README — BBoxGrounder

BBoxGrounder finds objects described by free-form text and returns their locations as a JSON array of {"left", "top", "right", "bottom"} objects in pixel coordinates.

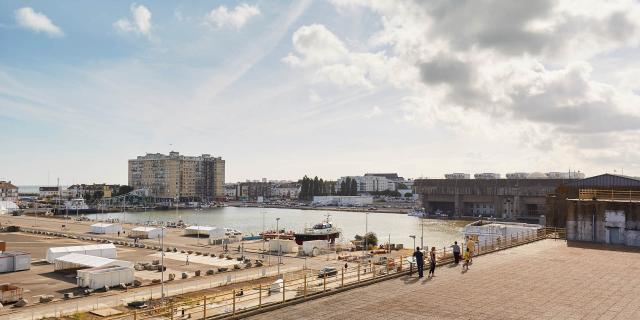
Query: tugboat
[{"left": 294, "top": 215, "right": 341, "bottom": 245}]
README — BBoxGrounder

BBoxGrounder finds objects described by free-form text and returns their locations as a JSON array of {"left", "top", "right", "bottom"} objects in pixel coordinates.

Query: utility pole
[
  {"left": 276, "top": 217, "right": 281, "bottom": 275},
  {"left": 161, "top": 227, "right": 165, "bottom": 302}
]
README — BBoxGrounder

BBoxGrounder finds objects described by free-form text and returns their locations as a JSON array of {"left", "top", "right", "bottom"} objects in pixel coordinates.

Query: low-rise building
[
  {"left": 67, "top": 184, "right": 120, "bottom": 199},
  {"left": 272, "top": 182, "right": 300, "bottom": 199},
  {"left": 0, "top": 181, "right": 18, "bottom": 202},
  {"left": 39, "top": 186, "right": 61, "bottom": 199},
  {"left": 312, "top": 196, "right": 373, "bottom": 206}
]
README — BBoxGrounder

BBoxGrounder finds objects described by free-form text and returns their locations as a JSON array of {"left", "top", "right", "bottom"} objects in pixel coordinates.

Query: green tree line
[{"left": 298, "top": 176, "right": 336, "bottom": 200}]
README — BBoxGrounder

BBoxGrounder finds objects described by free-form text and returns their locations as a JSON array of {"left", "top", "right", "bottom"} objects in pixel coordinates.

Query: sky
[{"left": 2, "top": 0, "right": 640, "bottom": 186}]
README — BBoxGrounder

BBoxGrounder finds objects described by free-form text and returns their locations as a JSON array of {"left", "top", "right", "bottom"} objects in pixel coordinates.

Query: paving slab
[{"left": 247, "top": 240, "right": 640, "bottom": 320}]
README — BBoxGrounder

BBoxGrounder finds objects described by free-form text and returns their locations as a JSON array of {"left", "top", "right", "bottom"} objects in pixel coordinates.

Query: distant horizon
[
  {"left": 10, "top": 170, "right": 640, "bottom": 188},
  {"left": 2, "top": 1, "right": 639, "bottom": 186}
]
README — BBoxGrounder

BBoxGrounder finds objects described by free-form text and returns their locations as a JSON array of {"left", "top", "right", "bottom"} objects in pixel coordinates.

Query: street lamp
[
  {"left": 420, "top": 213, "right": 424, "bottom": 250},
  {"left": 276, "top": 217, "right": 281, "bottom": 275},
  {"left": 363, "top": 212, "right": 369, "bottom": 256},
  {"left": 160, "top": 226, "right": 165, "bottom": 301},
  {"left": 261, "top": 211, "right": 266, "bottom": 257}
]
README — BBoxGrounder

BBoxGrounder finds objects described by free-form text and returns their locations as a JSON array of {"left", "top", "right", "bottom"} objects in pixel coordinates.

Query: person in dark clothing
[
  {"left": 413, "top": 247, "right": 424, "bottom": 278},
  {"left": 452, "top": 241, "right": 461, "bottom": 264},
  {"left": 428, "top": 247, "right": 436, "bottom": 277}
]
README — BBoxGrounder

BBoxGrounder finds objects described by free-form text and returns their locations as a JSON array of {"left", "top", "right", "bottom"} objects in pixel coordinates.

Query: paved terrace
[{"left": 248, "top": 240, "right": 640, "bottom": 320}]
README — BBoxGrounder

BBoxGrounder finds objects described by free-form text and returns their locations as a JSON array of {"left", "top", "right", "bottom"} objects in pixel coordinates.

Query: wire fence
[{"left": 92, "top": 227, "right": 564, "bottom": 320}]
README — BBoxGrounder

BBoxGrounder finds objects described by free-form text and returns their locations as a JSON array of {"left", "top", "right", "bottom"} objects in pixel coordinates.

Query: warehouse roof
[{"left": 568, "top": 174, "right": 640, "bottom": 188}]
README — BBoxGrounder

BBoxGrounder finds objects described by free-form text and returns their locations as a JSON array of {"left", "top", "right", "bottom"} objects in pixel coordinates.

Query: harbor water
[{"left": 85, "top": 206, "right": 467, "bottom": 248}]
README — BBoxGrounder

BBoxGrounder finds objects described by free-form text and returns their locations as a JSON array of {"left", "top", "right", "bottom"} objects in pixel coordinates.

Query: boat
[
  {"left": 463, "top": 220, "right": 543, "bottom": 244},
  {"left": 64, "top": 198, "right": 90, "bottom": 211},
  {"left": 407, "top": 208, "right": 427, "bottom": 218},
  {"left": 260, "top": 230, "right": 295, "bottom": 240},
  {"left": 294, "top": 215, "right": 341, "bottom": 245}
]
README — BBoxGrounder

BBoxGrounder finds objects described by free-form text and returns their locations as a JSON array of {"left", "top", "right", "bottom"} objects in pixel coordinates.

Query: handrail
[
  {"left": 578, "top": 189, "right": 640, "bottom": 201},
  {"left": 66, "top": 228, "right": 565, "bottom": 320}
]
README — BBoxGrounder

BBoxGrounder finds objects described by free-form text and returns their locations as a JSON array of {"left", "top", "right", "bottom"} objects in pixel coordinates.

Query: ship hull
[{"left": 294, "top": 232, "right": 340, "bottom": 245}]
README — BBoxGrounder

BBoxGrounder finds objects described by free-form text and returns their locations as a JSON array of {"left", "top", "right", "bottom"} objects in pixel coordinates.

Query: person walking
[
  {"left": 462, "top": 247, "right": 471, "bottom": 271},
  {"left": 466, "top": 237, "right": 475, "bottom": 263},
  {"left": 186, "top": 254, "right": 190, "bottom": 266},
  {"left": 451, "top": 241, "right": 461, "bottom": 264},
  {"left": 428, "top": 247, "right": 436, "bottom": 278},
  {"left": 413, "top": 247, "right": 424, "bottom": 278}
]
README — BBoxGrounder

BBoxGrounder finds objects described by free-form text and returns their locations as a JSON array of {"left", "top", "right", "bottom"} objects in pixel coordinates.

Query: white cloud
[
  {"left": 14, "top": 7, "right": 63, "bottom": 37},
  {"left": 283, "top": 24, "right": 349, "bottom": 66},
  {"left": 310, "top": 0, "right": 640, "bottom": 172},
  {"left": 364, "top": 105, "right": 382, "bottom": 118},
  {"left": 205, "top": 4, "right": 260, "bottom": 29},
  {"left": 114, "top": 4, "right": 152, "bottom": 36}
]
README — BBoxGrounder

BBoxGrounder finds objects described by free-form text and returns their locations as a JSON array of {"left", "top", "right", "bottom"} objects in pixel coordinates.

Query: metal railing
[
  {"left": 578, "top": 189, "right": 640, "bottom": 201},
  {"left": 93, "top": 228, "right": 564, "bottom": 320}
]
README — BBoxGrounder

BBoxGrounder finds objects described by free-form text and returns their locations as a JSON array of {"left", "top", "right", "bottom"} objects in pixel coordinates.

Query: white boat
[
  {"left": 407, "top": 208, "right": 428, "bottom": 218},
  {"left": 65, "top": 198, "right": 89, "bottom": 210},
  {"left": 463, "top": 220, "right": 543, "bottom": 244}
]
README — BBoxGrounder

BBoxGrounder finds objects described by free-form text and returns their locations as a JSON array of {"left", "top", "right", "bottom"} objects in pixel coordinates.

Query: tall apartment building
[{"left": 128, "top": 151, "right": 225, "bottom": 201}]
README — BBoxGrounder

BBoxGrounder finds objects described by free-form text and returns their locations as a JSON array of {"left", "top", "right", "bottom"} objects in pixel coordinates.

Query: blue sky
[{"left": 2, "top": 0, "right": 640, "bottom": 185}]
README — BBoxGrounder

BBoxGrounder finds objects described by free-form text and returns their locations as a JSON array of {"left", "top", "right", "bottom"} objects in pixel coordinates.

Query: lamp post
[
  {"left": 262, "top": 211, "right": 266, "bottom": 257},
  {"left": 420, "top": 214, "right": 424, "bottom": 250},
  {"left": 276, "top": 217, "right": 281, "bottom": 275},
  {"left": 160, "top": 226, "right": 165, "bottom": 301},
  {"left": 363, "top": 212, "right": 369, "bottom": 256}
]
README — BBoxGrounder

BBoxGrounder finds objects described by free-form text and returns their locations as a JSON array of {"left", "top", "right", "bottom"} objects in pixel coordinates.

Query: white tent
[
  {"left": 130, "top": 227, "right": 163, "bottom": 239},
  {"left": 184, "top": 226, "right": 214, "bottom": 236},
  {"left": 268, "top": 239, "right": 298, "bottom": 254},
  {"left": 208, "top": 227, "right": 226, "bottom": 245},
  {"left": 208, "top": 227, "right": 225, "bottom": 240},
  {"left": 0, "top": 201, "right": 18, "bottom": 213},
  {"left": 77, "top": 265, "right": 135, "bottom": 289},
  {"left": 53, "top": 253, "right": 132, "bottom": 271},
  {"left": 90, "top": 223, "right": 122, "bottom": 234},
  {"left": 46, "top": 244, "right": 117, "bottom": 263}
]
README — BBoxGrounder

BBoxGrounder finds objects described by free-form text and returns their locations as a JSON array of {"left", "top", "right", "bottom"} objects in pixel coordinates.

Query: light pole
[
  {"left": 363, "top": 212, "right": 369, "bottom": 256},
  {"left": 420, "top": 215, "right": 424, "bottom": 250},
  {"left": 160, "top": 226, "right": 165, "bottom": 302},
  {"left": 261, "top": 211, "right": 266, "bottom": 257},
  {"left": 276, "top": 217, "right": 281, "bottom": 275}
]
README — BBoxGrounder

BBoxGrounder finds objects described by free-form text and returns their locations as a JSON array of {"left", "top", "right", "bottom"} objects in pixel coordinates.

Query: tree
[
  {"left": 340, "top": 180, "right": 347, "bottom": 196},
  {"left": 364, "top": 232, "right": 378, "bottom": 247},
  {"left": 114, "top": 186, "right": 133, "bottom": 197},
  {"left": 313, "top": 176, "right": 320, "bottom": 196},
  {"left": 350, "top": 179, "right": 358, "bottom": 196}
]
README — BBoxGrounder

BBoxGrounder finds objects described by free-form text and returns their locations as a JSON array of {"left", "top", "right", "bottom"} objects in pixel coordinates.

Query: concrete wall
[
  {"left": 415, "top": 178, "right": 570, "bottom": 219},
  {"left": 566, "top": 200, "right": 640, "bottom": 247}
]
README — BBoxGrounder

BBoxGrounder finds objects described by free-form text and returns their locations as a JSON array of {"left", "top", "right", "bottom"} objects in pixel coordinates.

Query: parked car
[{"left": 317, "top": 267, "right": 338, "bottom": 278}]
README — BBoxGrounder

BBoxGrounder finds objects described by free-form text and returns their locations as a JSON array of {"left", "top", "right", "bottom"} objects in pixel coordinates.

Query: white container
[
  {"left": 90, "top": 223, "right": 123, "bottom": 234},
  {"left": 302, "top": 240, "right": 328, "bottom": 257},
  {"left": 130, "top": 227, "right": 163, "bottom": 239},
  {"left": 77, "top": 266, "right": 134, "bottom": 289},
  {"left": 0, "top": 252, "right": 31, "bottom": 273},
  {"left": 268, "top": 239, "right": 298, "bottom": 254},
  {"left": 12, "top": 252, "right": 31, "bottom": 271}
]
